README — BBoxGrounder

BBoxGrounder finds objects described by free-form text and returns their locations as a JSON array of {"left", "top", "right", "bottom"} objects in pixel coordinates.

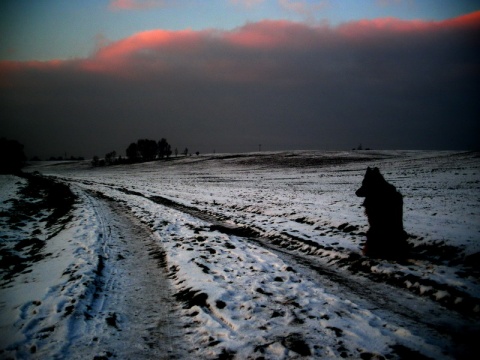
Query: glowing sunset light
[
  {"left": 96, "top": 29, "right": 204, "bottom": 60},
  {"left": 0, "top": 1, "right": 479, "bottom": 158},
  {"left": 439, "top": 10, "right": 480, "bottom": 29},
  {"left": 109, "top": 0, "right": 169, "bottom": 10},
  {"left": 225, "top": 20, "right": 312, "bottom": 49}
]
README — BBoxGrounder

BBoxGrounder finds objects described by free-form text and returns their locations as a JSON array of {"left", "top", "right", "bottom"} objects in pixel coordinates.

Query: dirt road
[
  {"left": 65, "top": 191, "right": 187, "bottom": 359},
  {"left": 74, "top": 187, "right": 478, "bottom": 359}
]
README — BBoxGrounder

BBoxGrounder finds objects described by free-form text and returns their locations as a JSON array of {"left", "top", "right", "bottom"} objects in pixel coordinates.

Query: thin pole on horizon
[{"left": 259, "top": 144, "right": 262, "bottom": 152}]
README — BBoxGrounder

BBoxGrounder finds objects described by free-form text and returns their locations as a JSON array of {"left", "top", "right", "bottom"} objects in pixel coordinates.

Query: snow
[
  {"left": 0, "top": 175, "right": 26, "bottom": 207},
  {"left": 1, "top": 150, "right": 479, "bottom": 359},
  {"left": 0, "top": 185, "right": 103, "bottom": 358}
]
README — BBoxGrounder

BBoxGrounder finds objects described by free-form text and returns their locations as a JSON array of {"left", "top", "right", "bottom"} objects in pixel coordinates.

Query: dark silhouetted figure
[{"left": 356, "top": 167, "right": 409, "bottom": 259}]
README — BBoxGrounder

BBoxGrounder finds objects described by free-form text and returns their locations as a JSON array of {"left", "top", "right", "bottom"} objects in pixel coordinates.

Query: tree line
[
  {"left": 0, "top": 138, "right": 26, "bottom": 174},
  {"left": 92, "top": 138, "right": 192, "bottom": 167}
]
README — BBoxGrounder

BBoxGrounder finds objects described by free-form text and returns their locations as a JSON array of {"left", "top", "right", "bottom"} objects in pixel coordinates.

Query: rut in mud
[{"left": 65, "top": 191, "right": 187, "bottom": 359}]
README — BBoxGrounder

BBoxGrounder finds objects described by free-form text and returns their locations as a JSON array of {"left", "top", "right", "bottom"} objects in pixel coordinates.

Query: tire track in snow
[{"left": 65, "top": 189, "right": 187, "bottom": 359}]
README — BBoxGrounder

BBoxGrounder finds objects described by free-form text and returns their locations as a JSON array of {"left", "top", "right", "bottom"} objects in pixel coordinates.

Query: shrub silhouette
[
  {"left": 126, "top": 142, "right": 139, "bottom": 162},
  {"left": 105, "top": 151, "right": 117, "bottom": 165},
  {"left": 137, "top": 139, "right": 158, "bottom": 161},
  {"left": 158, "top": 138, "right": 172, "bottom": 159},
  {"left": 0, "top": 138, "right": 26, "bottom": 174}
]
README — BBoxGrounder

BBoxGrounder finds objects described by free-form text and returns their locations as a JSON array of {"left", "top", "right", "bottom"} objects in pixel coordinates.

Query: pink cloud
[
  {"left": 78, "top": 29, "right": 208, "bottom": 76},
  {"left": 95, "top": 29, "right": 202, "bottom": 59},
  {"left": 440, "top": 10, "right": 480, "bottom": 30},
  {"left": 88, "top": 10, "right": 480, "bottom": 65},
  {"left": 338, "top": 17, "right": 431, "bottom": 38},
  {"left": 229, "top": 0, "right": 265, "bottom": 8},
  {"left": 223, "top": 20, "right": 315, "bottom": 49},
  {"left": 338, "top": 10, "right": 480, "bottom": 38},
  {"left": 376, "top": 0, "right": 404, "bottom": 7},
  {"left": 278, "top": 0, "right": 329, "bottom": 19},
  {"left": 0, "top": 59, "right": 66, "bottom": 87},
  {"left": 1, "top": 11, "right": 479, "bottom": 82},
  {"left": 109, "top": 0, "right": 169, "bottom": 10}
]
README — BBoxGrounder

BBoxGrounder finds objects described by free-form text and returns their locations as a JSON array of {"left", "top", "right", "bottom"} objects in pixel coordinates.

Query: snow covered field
[{"left": 1, "top": 150, "right": 479, "bottom": 359}]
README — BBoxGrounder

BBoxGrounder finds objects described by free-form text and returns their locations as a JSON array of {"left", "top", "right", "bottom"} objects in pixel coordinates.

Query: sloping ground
[
  {"left": 0, "top": 174, "right": 189, "bottom": 359},
  {"left": 0, "top": 174, "right": 101, "bottom": 358},
  {"left": 0, "top": 173, "right": 76, "bottom": 285},
  {"left": 34, "top": 151, "right": 480, "bottom": 314},
  {"left": 20, "top": 150, "right": 479, "bottom": 359},
  {"left": 65, "top": 177, "right": 478, "bottom": 358}
]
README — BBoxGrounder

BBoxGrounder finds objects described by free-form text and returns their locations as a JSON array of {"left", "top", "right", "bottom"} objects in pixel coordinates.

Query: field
[{"left": 1, "top": 150, "right": 479, "bottom": 359}]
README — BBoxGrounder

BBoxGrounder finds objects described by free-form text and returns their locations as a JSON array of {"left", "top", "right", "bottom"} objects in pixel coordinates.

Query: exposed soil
[{"left": 65, "top": 191, "right": 187, "bottom": 359}]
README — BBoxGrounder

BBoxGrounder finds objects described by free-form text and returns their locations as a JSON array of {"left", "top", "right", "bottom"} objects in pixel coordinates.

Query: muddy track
[
  {"left": 108, "top": 186, "right": 480, "bottom": 315},
  {"left": 64, "top": 189, "right": 187, "bottom": 359},
  {"left": 105, "top": 185, "right": 479, "bottom": 358}
]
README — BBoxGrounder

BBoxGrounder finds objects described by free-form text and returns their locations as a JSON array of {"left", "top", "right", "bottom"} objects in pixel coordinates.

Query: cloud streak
[
  {"left": 278, "top": 0, "right": 329, "bottom": 19},
  {"left": 1, "top": 12, "right": 479, "bottom": 157},
  {"left": 109, "top": 0, "right": 170, "bottom": 10},
  {"left": 230, "top": 0, "right": 265, "bottom": 8}
]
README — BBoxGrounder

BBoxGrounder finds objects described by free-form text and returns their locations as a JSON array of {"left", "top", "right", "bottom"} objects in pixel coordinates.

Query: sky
[{"left": 1, "top": 0, "right": 479, "bottom": 159}]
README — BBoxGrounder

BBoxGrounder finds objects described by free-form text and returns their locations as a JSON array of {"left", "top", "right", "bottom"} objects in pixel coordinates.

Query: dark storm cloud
[{"left": 1, "top": 12, "right": 479, "bottom": 158}]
